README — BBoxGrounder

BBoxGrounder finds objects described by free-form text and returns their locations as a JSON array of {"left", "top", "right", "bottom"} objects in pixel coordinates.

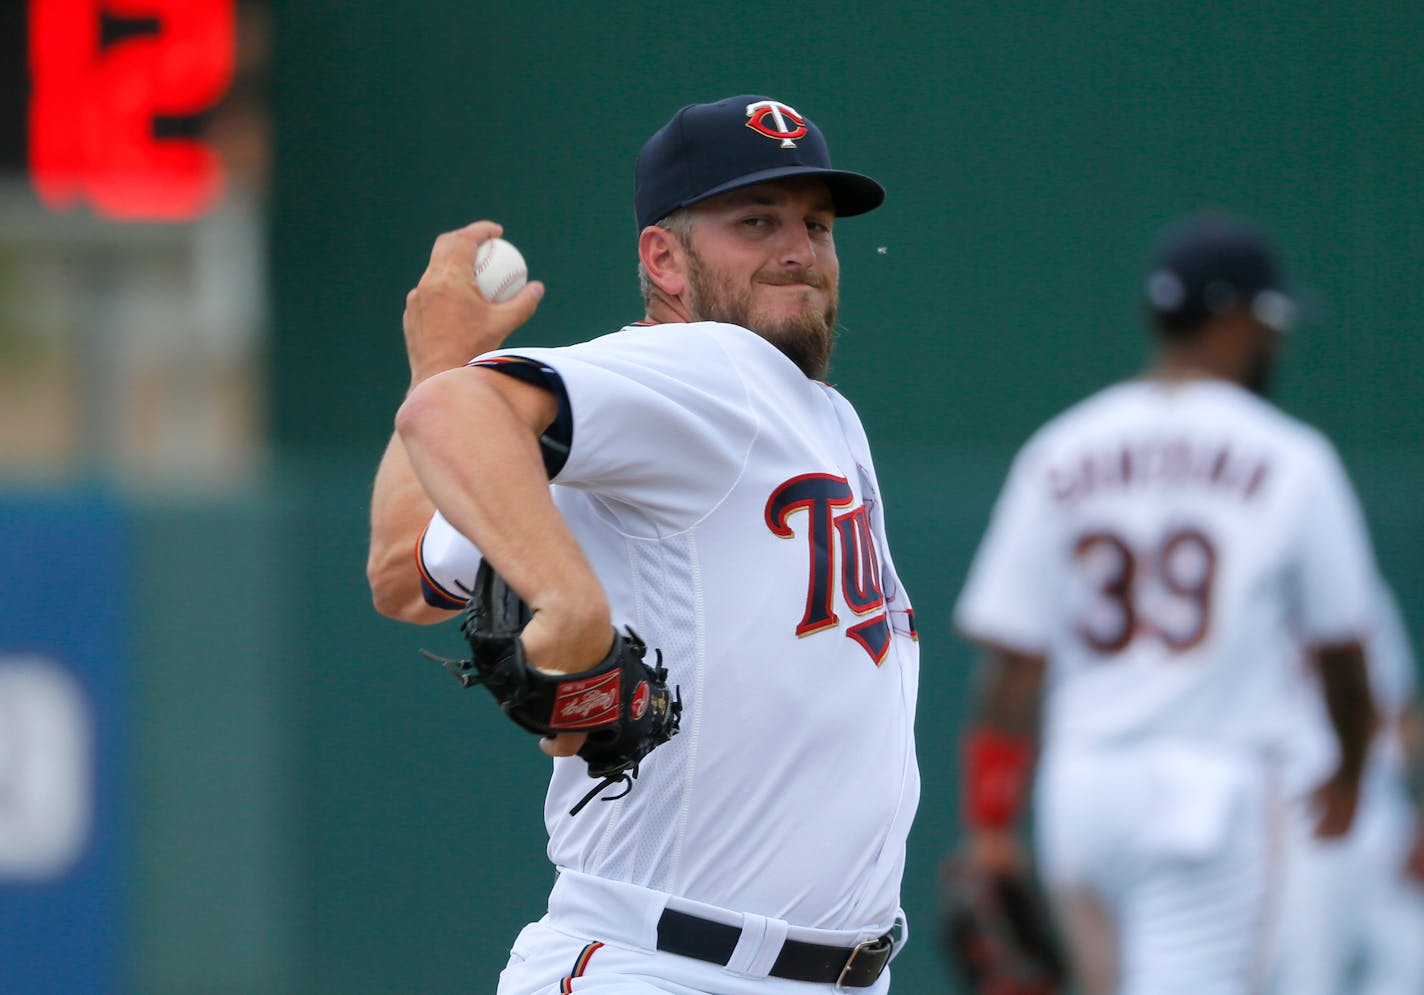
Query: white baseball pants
[
  {"left": 1033, "top": 740, "right": 1278, "bottom": 995},
  {"left": 496, "top": 869, "right": 898, "bottom": 995}
]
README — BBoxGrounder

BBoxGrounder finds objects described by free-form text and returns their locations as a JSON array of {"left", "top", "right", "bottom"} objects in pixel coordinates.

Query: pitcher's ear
[{"left": 639, "top": 225, "right": 688, "bottom": 298}]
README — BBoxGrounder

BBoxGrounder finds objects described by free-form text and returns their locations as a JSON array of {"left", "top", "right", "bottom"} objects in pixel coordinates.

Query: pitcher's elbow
[
  {"left": 368, "top": 566, "right": 404, "bottom": 620},
  {"left": 368, "top": 548, "right": 419, "bottom": 620},
  {"left": 369, "top": 563, "right": 454, "bottom": 625}
]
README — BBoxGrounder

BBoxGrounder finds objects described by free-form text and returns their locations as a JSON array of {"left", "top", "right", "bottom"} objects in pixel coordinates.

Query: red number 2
[
  {"left": 29, "top": 0, "right": 235, "bottom": 220},
  {"left": 1073, "top": 527, "right": 1216, "bottom": 655}
]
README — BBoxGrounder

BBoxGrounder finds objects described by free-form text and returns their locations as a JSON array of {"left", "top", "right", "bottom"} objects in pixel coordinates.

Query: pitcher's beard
[{"left": 684, "top": 251, "right": 838, "bottom": 380}]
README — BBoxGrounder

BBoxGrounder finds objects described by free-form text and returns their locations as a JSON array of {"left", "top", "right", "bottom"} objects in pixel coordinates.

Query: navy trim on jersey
[
  {"left": 420, "top": 574, "right": 465, "bottom": 610},
  {"left": 469, "top": 356, "right": 573, "bottom": 478}
]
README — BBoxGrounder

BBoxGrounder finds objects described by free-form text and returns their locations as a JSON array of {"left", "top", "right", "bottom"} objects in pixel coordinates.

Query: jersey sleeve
[
  {"left": 954, "top": 442, "right": 1058, "bottom": 655},
  {"left": 466, "top": 355, "right": 573, "bottom": 478},
  {"left": 416, "top": 510, "right": 482, "bottom": 610},
  {"left": 1291, "top": 440, "right": 1378, "bottom": 645},
  {"left": 478, "top": 326, "right": 759, "bottom": 534}
]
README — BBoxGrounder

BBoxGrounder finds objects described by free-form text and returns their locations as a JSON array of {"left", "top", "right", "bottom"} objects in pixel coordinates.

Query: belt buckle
[{"left": 834, "top": 936, "right": 888, "bottom": 991}]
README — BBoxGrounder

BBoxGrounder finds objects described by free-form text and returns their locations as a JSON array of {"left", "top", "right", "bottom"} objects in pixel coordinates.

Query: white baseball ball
[{"left": 473, "top": 237, "right": 529, "bottom": 303}]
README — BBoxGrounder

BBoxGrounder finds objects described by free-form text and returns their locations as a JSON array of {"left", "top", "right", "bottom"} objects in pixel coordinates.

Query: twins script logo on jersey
[
  {"left": 766, "top": 473, "right": 892, "bottom": 664},
  {"left": 745, "top": 100, "right": 807, "bottom": 148}
]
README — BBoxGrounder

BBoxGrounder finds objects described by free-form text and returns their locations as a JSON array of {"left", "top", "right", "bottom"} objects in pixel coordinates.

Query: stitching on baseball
[
  {"left": 476, "top": 245, "right": 525, "bottom": 301},
  {"left": 491, "top": 271, "right": 523, "bottom": 301}
]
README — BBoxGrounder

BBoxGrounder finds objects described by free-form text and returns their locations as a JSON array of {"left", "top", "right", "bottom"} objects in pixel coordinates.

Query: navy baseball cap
[
  {"left": 634, "top": 95, "right": 885, "bottom": 232},
  {"left": 1144, "top": 213, "right": 1298, "bottom": 333}
]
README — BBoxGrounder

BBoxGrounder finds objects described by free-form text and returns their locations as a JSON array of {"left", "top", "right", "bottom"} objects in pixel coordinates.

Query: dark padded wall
[{"left": 257, "top": 4, "right": 1424, "bottom": 992}]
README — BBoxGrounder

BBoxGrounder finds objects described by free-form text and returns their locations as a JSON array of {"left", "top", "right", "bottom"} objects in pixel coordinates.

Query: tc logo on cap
[{"left": 745, "top": 100, "right": 807, "bottom": 148}]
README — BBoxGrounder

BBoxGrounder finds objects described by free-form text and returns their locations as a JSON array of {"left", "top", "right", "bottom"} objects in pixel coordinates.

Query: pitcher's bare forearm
[
  {"left": 368, "top": 221, "right": 546, "bottom": 624},
  {"left": 368, "top": 432, "right": 454, "bottom": 623},
  {"left": 397, "top": 367, "right": 611, "bottom": 672}
]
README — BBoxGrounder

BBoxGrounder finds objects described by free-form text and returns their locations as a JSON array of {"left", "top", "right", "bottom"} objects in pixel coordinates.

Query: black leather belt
[{"left": 656, "top": 907, "right": 894, "bottom": 988}]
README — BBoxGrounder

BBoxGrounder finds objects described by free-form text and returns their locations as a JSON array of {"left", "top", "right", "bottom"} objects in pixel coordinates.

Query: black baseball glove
[
  {"left": 423, "top": 560, "right": 682, "bottom": 815},
  {"left": 940, "top": 856, "right": 1066, "bottom": 995}
]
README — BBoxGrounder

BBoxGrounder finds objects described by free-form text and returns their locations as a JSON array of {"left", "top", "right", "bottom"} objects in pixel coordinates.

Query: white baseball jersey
[
  {"left": 958, "top": 377, "right": 1381, "bottom": 995},
  {"left": 418, "top": 321, "right": 920, "bottom": 934},
  {"left": 956, "top": 378, "right": 1378, "bottom": 752}
]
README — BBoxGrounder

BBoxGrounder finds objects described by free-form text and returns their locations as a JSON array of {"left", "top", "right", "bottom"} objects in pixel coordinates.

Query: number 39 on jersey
[{"left": 1072, "top": 525, "right": 1218, "bottom": 656}]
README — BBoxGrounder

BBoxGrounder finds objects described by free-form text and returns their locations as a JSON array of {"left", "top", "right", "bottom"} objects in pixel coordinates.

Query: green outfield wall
[{"left": 130, "top": 3, "right": 1424, "bottom": 992}]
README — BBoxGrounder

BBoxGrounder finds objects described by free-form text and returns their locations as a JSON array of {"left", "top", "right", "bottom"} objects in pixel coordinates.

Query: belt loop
[
  {"left": 888, "top": 912, "right": 908, "bottom": 962},
  {"left": 723, "top": 913, "right": 768, "bottom": 975},
  {"left": 741, "top": 916, "right": 789, "bottom": 978},
  {"left": 641, "top": 894, "right": 672, "bottom": 952}
]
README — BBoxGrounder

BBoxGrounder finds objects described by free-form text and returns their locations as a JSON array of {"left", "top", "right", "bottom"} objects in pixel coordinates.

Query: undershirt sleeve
[{"left": 416, "top": 511, "right": 481, "bottom": 609}]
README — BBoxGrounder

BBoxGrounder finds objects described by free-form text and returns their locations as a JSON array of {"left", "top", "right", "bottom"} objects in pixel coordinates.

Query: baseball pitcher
[{"left": 368, "top": 96, "right": 919, "bottom": 993}]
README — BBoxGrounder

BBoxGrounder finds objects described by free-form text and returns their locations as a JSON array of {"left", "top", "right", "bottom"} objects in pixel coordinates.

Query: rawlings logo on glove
[
  {"left": 551, "top": 674, "right": 622, "bottom": 727},
  {"left": 422, "top": 560, "right": 682, "bottom": 816}
]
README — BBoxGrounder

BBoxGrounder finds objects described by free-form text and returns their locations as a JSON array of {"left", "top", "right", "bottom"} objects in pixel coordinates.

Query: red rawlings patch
[
  {"left": 550, "top": 671, "right": 622, "bottom": 730},
  {"left": 630, "top": 680, "right": 650, "bottom": 720}
]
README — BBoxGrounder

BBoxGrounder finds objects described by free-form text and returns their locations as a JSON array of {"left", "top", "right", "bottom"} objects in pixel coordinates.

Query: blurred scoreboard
[{"left": 3, "top": 0, "right": 237, "bottom": 221}]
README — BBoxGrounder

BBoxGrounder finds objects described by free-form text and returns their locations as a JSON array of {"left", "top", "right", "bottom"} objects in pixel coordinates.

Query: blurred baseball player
[
  {"left": 367, "top": 96, "right": 919, "bottom": 993},
  {"left": 1270, "top": 576, "right": 1424, "bottom": 995},
  {"left": 952, "top": 213, "right": 1380, "bottom": 995}
]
